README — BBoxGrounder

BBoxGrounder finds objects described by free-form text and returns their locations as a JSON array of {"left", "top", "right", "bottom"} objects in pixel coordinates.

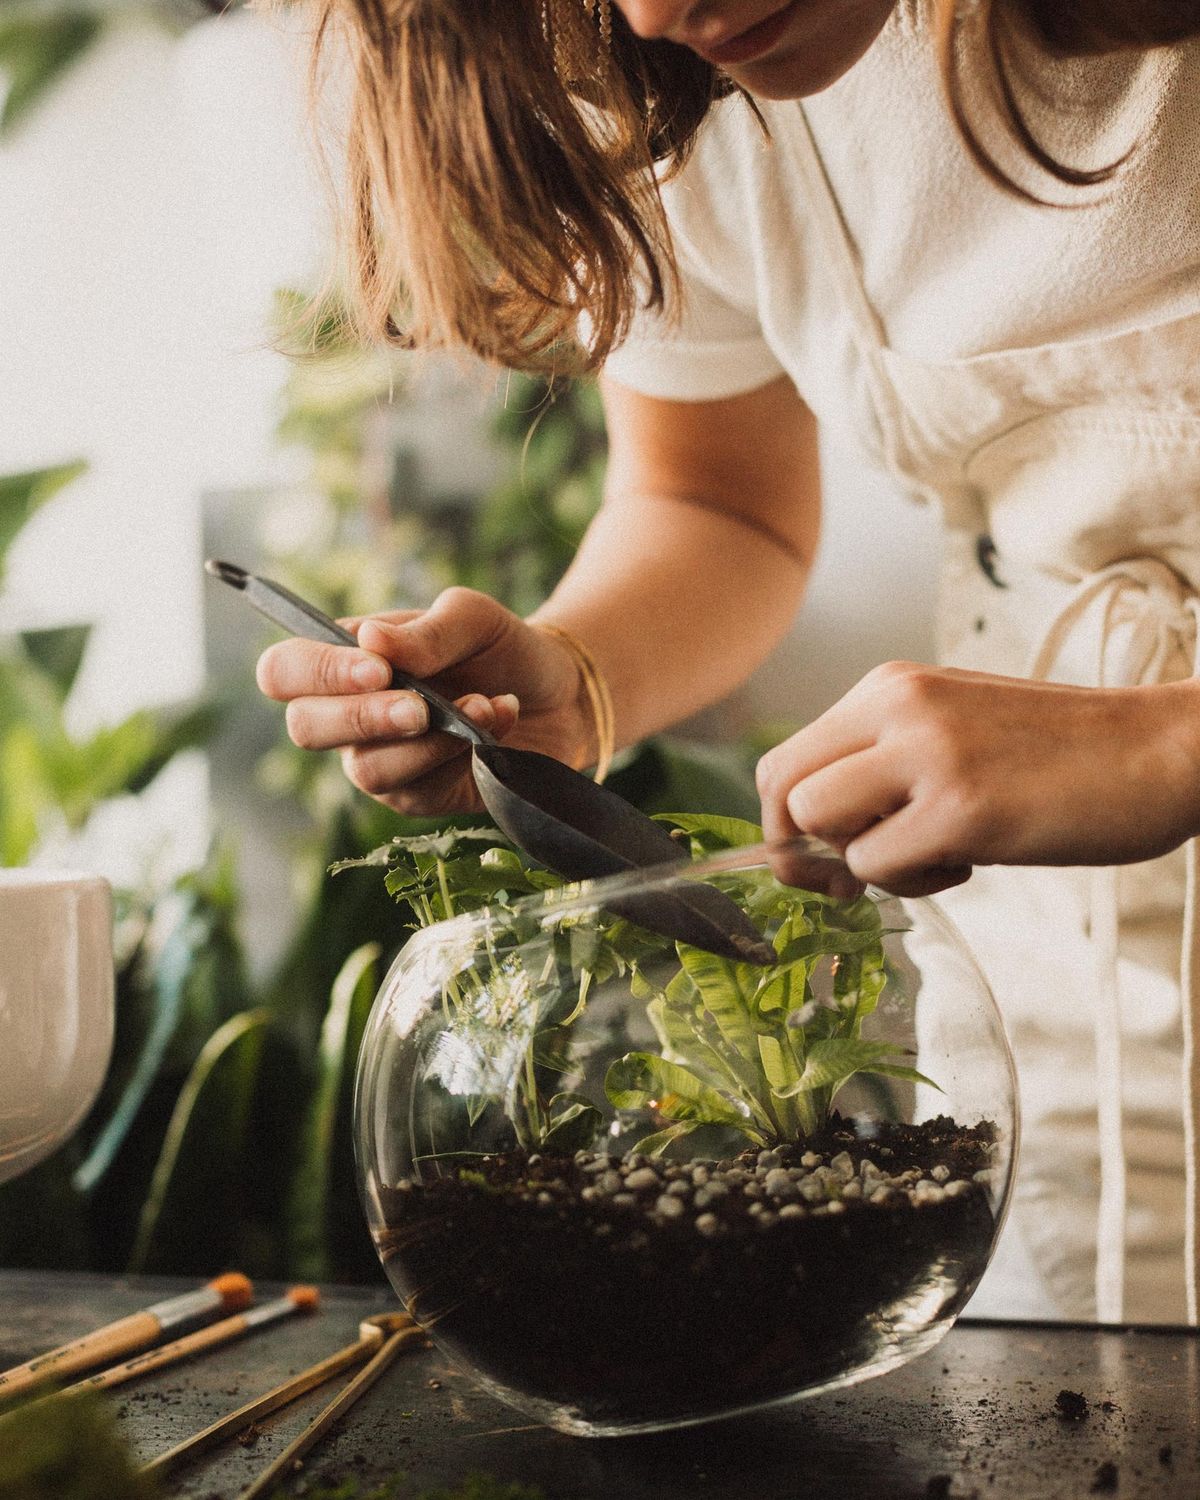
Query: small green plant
[{"left": 346, "top": 815, "right": 933, "bottom": 1157}]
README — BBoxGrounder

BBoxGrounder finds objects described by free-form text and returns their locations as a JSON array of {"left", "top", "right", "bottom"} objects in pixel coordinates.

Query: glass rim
[{"left": 395, "top": 831, "right": 918, "bottom": 955}]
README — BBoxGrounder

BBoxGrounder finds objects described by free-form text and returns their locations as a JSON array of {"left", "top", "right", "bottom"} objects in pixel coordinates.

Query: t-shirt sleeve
[{"left": 602, "top": 234, "right": 786, "bottom": 403}]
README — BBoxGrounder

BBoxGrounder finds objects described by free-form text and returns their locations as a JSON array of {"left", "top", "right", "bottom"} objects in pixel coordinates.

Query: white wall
[{"left": 0, "top": 9, "right": 325, "bottom": 883}]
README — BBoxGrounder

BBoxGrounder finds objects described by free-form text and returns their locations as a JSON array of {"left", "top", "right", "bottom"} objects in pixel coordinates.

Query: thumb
[{"left": 356, "top": 589, "right": 508, "bottom": 680}]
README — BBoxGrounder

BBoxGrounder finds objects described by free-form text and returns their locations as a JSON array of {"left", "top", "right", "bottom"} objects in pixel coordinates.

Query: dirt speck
[{"left": 1054, "top": 1389, "right": 1089, "bottom": 1421}]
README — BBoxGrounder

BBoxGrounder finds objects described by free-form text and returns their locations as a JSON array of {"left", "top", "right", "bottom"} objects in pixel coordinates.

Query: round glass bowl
[{"left": 354, "top": 833, "right": 1017, "bottom": 1436}]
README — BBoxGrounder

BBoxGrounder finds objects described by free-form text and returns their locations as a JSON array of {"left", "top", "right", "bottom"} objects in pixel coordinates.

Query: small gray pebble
[
  {"left": 931, "top": 1164, "right": 951, "bottom": 1183},
  {"left": 823, "top": 1200, "right": 847, "bottom": 1215},
  {"left": 655, "top": 1194, "right": 686, "bottom": 1219},
  {"left": 757, "top": 1149, "right": 783, "bottom": 1170},
  {"left": 829, "top": 1151, "right": 855, "bottom": 1181},
  {"left": 624, "top": 1167, "right": 661, "bottom": 1192},
  {"left": 599, "top": 1170, "right": 623, "bottom": 1194},
  {"left": 580, "top": 1186, "right": 599, "bottom": 1203},
  {"left": 798, "top": 1178, "right": 825, "bottom": 1203},
  {"left": 840, "top": 1180, "right": 863, "bottom": 1200},
  {"left": 666, "top": 1179, "right": 691, "bottom": 1199},
  {"left": 764, "top": 1168, "right": 793, "bottom": 1196},
  {"left": 691, "top": 1165, "right": 710, "bottom": 1186},
  {"left": 860, "top": 1159, "right": 883, "bottom": 1180},
  {"left": 536, "top": 1191, "right": 554, "bottom": 1207},
  {"left": 611, "top": 1192, "right": 637, "bottom": 1210},
  {"left": 913, "top": 1182, "right": 947, "bottom": 1205},
  {"left": 800, "top": 1152, "right": 823, "bottom": 1168},
  {"left": 944, "top": 1180, "right": 971, "bottom": 1198},
  {"left": 756, "top": 1210, "right": 779, "bottom": 1229},
  {"left": 869, "top": 1186, "right": 896, "bottom": 1205},
  {"left": 724, "top": 1167, "right": 749, "bottom": 1184},
  {"left": 779, "top": 1203, "right": 806, "bottom": 1220},
  {"left": 583, "top": 1157, "right": 613, "bottom": 1176},
  {"left": 693, "top": 1185, "right": 726, "bottom": 1210},
  {"left": 973, "top": 1168, "right": 995, "bottom": 1185},
  {"left": 625, "top": 1153, "right": 646, "bottom": 1169},
  {"left": 742, "top": 1181, "right": 763, "bottom": 1200},
  {"left": 747, "top": 1201, "right": 766, "bottom": 1216},
  {"left": 695, "top": 1213, "right": 720, "bottom": 1238}
]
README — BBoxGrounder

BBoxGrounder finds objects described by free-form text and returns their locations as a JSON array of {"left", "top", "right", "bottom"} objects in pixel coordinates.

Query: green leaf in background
[
  {"left": 0, "top": 1388, "right": 156, "bottom": 1500},
  {"left": 0, "top": 12, "right": 102, "bottom": 134},
  {"left": 18, "top": 623, "right": 90, "bottom": 701},
  {"left": 128, "top": 1008, "right": 274, "bottom": 1274},
  {"left": 0, "top": 460, "right": 86, "bottom": 584},
  {"left": 289, "top": 942, "right": 381, "bottom": 1281}
]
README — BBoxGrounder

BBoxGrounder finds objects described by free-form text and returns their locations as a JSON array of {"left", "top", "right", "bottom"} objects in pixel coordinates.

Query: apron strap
[
  {"left": 1032, "top": 564, "right": 1200, "bottom": 1324},
  {"left": 1182, "top": 603, "right": 1200, "bottom": 1323}
]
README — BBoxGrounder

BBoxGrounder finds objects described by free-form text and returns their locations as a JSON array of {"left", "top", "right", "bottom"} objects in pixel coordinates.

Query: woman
[{"left": 258, "top": 0, "right": 1200, "bottom": 1324}]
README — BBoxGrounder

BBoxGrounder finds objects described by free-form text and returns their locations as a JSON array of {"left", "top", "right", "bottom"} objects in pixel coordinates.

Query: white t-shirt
[{"left": 604, "top": 0, "right": 1200, "bottom": 458}]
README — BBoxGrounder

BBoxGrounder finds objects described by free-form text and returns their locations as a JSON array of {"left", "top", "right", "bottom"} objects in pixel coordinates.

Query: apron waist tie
[{"left": 1029, "top": 561, "right": 1200, "bottom": 1324}]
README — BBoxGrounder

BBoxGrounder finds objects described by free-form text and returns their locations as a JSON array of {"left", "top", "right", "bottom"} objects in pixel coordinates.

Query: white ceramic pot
[{"left": 0, "top": 870, "right": 114, "bottom": 1185}]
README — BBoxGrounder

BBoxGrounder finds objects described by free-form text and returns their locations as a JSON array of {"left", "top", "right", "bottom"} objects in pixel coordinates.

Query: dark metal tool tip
[{"left": 205, "top": 559, "right": 249, "bottom": 588}]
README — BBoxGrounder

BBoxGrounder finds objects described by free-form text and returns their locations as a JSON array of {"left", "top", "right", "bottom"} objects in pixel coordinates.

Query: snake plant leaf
[
  {"left": 289, "top": 943, "right": 380, "bottom": 1280},
  {"left": 128, "top": 1009, "right": 273, "bottom": 1275},
  {"left": 605, "top": 1051, "right": 748, "bottom": 1127}
]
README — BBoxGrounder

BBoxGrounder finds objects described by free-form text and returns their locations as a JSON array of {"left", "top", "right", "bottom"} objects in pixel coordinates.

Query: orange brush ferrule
[
  {"left": 75, "top": 1287, "right": 320, "bottom": 1396},
  {"left": 0, "top": 1273, "right": 255, "bottom": 1403}
]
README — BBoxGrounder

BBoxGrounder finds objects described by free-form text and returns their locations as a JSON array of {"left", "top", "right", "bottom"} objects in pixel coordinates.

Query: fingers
[
  {"left": 839, "top": 799, "right": 974, "bottom": 897},
  {"left": 286, "top": 689, "right": 431, "bottom": 751},
  {"left": 785, "top": 748, "right": 908, "bottom": 845},
  {"left": 338, "top": 694, "right": 519, "bottom": 809},
  {"left": 257, "top": 637, "right": 391, "bottom": 702}
]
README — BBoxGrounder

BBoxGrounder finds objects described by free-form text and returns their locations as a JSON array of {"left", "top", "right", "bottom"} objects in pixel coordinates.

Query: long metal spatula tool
[{"left": 206, "top": 560, "right": 774, "bottom": 964}]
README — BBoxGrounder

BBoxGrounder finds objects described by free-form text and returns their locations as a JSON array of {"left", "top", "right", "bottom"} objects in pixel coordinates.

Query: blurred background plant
[
  {"left": 0, "top": 0, "right": 238, "bottom": 136},
  {"left": 0, "top": 283, "right": 761, "bottom": 1286}
]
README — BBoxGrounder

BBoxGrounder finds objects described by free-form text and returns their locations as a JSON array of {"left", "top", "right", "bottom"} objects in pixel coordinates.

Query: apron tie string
[{"left": 1029, "top": 560, "right": 1200, "bottom": 1324}]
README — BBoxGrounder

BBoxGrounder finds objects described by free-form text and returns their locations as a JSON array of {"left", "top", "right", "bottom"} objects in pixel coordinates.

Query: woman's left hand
[{"left": 756, "top": 660, "right": 1200, "bottom": 897}]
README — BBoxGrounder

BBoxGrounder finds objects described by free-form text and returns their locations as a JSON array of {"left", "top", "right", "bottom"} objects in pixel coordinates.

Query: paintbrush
[
  {"left": 0, "top": 1272, "right": 253, "bottom": 1403},
  {"left": 68, "top": 1286, "right": 319, "bottom": 1397}
]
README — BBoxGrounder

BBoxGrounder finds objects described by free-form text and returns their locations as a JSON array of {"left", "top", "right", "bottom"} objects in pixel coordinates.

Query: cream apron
[{"left": 794, "top": 111, "right": 1200, "bottom": 1324}]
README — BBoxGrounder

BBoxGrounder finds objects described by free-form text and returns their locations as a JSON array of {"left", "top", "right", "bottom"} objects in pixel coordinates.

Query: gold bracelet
[{"left": 532, "top": 622, "right": 615, "bottom": 784}]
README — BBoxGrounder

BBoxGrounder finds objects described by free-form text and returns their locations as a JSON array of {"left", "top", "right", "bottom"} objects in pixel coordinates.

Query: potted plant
[{"left": 349, "top": 816, "right": 1016, "bottom": 1435}]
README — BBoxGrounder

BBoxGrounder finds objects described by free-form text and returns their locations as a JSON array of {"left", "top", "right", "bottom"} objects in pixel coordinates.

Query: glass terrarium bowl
[{"left": 354, "top": 830, "right": 1017, "bottom": 1437}]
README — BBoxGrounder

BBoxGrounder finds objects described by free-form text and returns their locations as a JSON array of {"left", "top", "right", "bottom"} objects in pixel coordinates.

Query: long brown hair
[{"left": 307, "top": 0, "right": 1200, "bottom": 373}]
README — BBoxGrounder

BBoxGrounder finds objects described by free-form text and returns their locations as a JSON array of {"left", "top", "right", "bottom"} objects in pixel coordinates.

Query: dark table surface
[{"left": 1, "top": 1269, "right": 1197, "bottom": 1500}]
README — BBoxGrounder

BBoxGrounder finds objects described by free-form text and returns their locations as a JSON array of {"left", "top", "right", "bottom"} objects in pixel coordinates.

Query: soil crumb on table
[{"left": 1054, "top": 1389, "right": 1090, "bottom": 1421}]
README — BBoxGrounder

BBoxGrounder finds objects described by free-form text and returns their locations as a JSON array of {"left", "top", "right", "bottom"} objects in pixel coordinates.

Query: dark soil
[{"left": 373, "top": 1116, "right": 997, "bottom": 1431}]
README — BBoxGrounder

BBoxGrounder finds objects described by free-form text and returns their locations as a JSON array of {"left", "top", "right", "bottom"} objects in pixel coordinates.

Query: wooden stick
[
  {"left": 0, "top": 1273, "right": 253, "bottom": 1404},
  {"left": 237, "top": 1319, "right": 429, "bottom": 1500},
  {"left": 73, "top": 1287, "right": 318, "bottom": 1396},
  {"left": 140, "top": 1312, "right": 410, "bottom": 1482}
]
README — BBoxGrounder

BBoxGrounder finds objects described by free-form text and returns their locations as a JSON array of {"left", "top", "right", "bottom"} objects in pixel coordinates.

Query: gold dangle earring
[{"left": 584, "top": 0, "right": 613, "bottom": 50}]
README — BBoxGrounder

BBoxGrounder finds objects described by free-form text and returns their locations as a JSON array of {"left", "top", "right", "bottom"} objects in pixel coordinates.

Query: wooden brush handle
[
  {"left": 80, "top": 1313, "right": 251, "bottom": 1393},
  {"left": 0, "top": 1310, "right": 162, "bottom": 1401}
]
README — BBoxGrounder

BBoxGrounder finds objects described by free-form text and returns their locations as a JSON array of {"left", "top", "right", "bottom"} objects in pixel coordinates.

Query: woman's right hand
[{"left": 255, "top": 586, "right": 592, "bottom": 817}]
